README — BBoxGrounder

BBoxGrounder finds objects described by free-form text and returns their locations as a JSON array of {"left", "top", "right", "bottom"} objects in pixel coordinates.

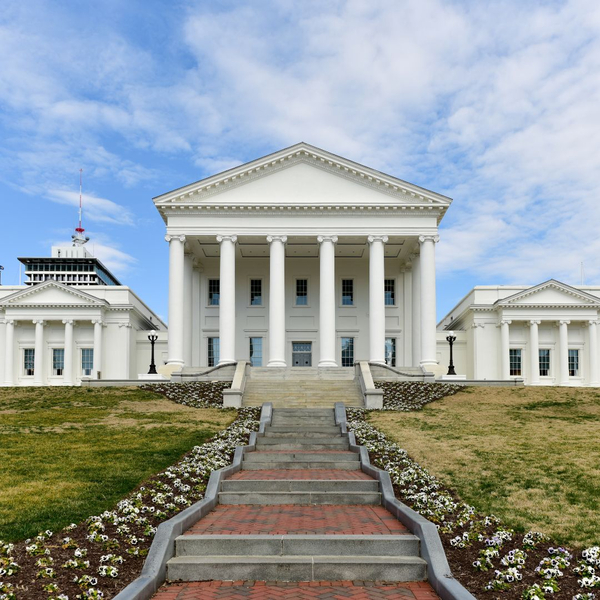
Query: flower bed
[
  {"left": 374, "top": 381, "right": 463, "bottom": 411},
  {"left": 140, "top": 381, "right": 231, "bottom": 408},
  {"left": 347, "top": 408, "right": 599, "bottom": 600},
  {"left": 0, "top": 386, "right": 259, "bottom": 600}
]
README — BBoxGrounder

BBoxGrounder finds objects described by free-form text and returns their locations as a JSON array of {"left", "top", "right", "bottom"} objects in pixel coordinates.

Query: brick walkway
[
  {"left": 153, "top": 581, "right": 438, "bottom": 599},
  {"left": 229, "top": 470, "right": 373, "bottom": 480},
  {"left": 184, "top": 505, "right": 409, "bottom": 535}
]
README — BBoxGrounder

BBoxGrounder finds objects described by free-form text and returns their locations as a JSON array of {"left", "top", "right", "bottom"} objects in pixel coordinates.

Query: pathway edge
[
  {"left": 112, "top": 403, "right": 273, "bottom": 600},
  {"left": 335, "top": 402, "right": 476, "bottom": 600}
]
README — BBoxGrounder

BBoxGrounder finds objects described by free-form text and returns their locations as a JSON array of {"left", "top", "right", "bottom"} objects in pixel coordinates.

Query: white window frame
[
  {"left": 509, "top": 347, "right": 523, "bottom": 377},
  {"left": 538, "top": 348, "right": 551, "bottom": 378},
  {"left": 52, "top": 347, "right": 65, "bottom": 377},
  {"left": 248, "top": 277, "right": 264, "bottom": 308},
  {"left": 340, "top": 278, "right": 355, "bottom": 307},
  {"left": 81, "top": 347, "right": 94, "bottom": 377},
  {"left": 23, "top": 348, "right": 35, "bottom": 377},
  {"left": 384, "top": 278, "right": 397, "bottom": 307},
  {"left": 207, "top": 278, "right": 220, "bottom": 307},
  {"left": 294, "top": 277, "right": 310, "bottom": 307}
]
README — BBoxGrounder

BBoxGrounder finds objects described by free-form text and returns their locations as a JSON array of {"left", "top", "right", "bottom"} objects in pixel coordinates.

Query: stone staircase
[
  {"left": 243, "top": 368, "right": 364, "bottom": 407},
  {"left": 166, "top": 408, "right": 427, "bottom": 582}
]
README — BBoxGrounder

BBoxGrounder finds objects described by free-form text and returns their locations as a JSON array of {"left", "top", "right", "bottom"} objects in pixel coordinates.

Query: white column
[
  {"left": 267, "top": 235, "right": 287, "bottom": 367},
  {"left": 402, "top": 265, "right": 412, "bottom": 367},
  {"left": 217, "top": 235, "right": 237, "bottom": 364},
  {"left": 411, "top": 253, "right": 421, "bottom": 367},
  {"left": 33, "top": 319, "right": 45, "bottom": 385},
  {"left": 500, "top": 320, "right": 511, "bottom": 379},
  {"left": 368, "top": 235, "right": 388, "bottom": 364},
  {"left": 93, "top": 320, "right": 103, "bottom": 379},
  {"left": 119, "top": 323, "right": 132, "bottom": 378},
  {"left": 183, "top": 251, "right": 194, "bottom": 366},
  {"left": 588, "top": 321, "right": 599, "bottom": 385},
  {"left": 317, "top": 235, "right": 338, "bottom": 367},
  {"left": 166, "top": 235, "right": 186, "bottom": 367},
  {"left": 191, "top": 265, "right": 202, "bottom": 366},
  {"left": 63, "top": 319, "right": 74, "bottom": 385},
  {"left": 559, "top": 320, "right": 570, "bottom": 385},
  {"left": 472, "top": 323, "right": 484, "bottom": 379},
  {"left": 419, "top": 235, "right": 439, "bottom": 368},
  {"left": 4, "top": 320, "right": 14, "bottom": 386},
  {"left": 529, "top": 320, "right": 541, "bottom": 385}
]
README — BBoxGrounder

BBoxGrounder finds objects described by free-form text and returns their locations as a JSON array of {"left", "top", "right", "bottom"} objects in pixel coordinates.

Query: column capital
[
  {"left": 267, "top": 235, "right": 288, "bottom": 244},
  {"left": 5, "top": 319, "right": 14, "bottom": 326},
  {"left": 62, "top": 319, "right": 74, "bottom": 325},
  {"left": 216, "top": 235, "right": 237, "bottom": 244},
  {"left": 588, "top": 320, "right": 599, "bottom": 327},
  {"left": 118, "top": 323, "right": 133, "bottom": 329},
  {"left": 32, "top": 319, "right": 45, "bottom": 326},
  {"left": 471, "top": 322, "right": 485, "bottom": 329},
  {"left": 558, "top": 320, "right": 571, "bottom": 326},
  {"left": 528, "top": 320, "right": 541, "bottom": 326},
  {"left": 165, "top": 234, "right": 186, "bottom": 243},
  {"left": 498, "top": 319, "right": 512, "bottom": 327},
  {"left": 367, "top": 235, "right": 388, "bottom": 244},
  {"left": 317, "top": 235, "right": 338, "bottom": 244},
  {"left": 418, "top": 234, "right": 440, "bottom": 244},
  {"left": 91, "top": 319, "right": 104, "bottom": 326}
]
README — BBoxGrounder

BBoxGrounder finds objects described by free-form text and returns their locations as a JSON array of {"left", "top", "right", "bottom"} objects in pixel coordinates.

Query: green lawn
[
  {"left": 370, "top": 386, "right": 600, "bottom": 548},
  {"left": 0, "top": 386, "right": 234, "bottom": 542}
]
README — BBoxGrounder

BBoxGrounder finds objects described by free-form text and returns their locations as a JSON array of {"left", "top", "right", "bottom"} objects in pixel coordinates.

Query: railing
[{"left": 354, "top": 361, "right": 383, "bottom": 409}]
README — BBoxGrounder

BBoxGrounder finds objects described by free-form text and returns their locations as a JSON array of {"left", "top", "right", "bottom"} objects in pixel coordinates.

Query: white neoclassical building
[
  {"left": 437, "top": 280, "right": 600, "bottom": 386},
  {"left": 0, "top": 242, "right": 166, "bottom": 386},
  {"left": 154, "top": 142, "right": 451, "bottom": 377}
]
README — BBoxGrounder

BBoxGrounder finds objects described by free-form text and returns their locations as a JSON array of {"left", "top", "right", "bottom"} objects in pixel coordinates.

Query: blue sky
[{"left": 2, "top": 0, "right": 600, "bottom": 322}]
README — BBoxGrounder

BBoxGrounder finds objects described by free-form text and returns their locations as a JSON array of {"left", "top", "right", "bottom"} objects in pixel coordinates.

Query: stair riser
[
  {"left": 167, "top": 559, "right": 427, "bottom": 582},
  {"left": 244, "top": 453, "right": 357, "bottom": 462},
  {"left": 262, "top": 431, "right": 342, "bottom": 438},
  {"left": 257, "top": 436, "right": 346, "bottom": 444},
  {"left": 176, "top": 536, "right": 420, "bottom": 557},
  {"left": 221, "top": 480, "right": 379, "bottom": 492},
  {"left": 241, "top": 461, "right": 361, "bottom": 470},
  {"left": 218, "top": 492, "right": 381, "bottom": 505}
]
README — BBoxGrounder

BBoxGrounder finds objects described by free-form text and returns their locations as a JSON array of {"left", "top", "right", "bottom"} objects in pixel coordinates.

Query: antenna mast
[{"left": 72, "top": 168, "right": 89, "bottom": 246}]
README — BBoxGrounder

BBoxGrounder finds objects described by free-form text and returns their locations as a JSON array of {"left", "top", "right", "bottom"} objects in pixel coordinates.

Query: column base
[
  {"left": 318, "top": 360, "right": 338, "bottom": 368},
  {"left": 267, "top": 360, "right": 287, "bottom": 367}
]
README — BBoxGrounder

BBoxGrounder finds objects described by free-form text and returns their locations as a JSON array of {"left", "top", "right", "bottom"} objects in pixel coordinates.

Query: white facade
[
  {"left": 437, "top": 280, "right": 600, "bottom": 386},
  {"left": 0, "top": 281, "right": 167, "bottom": 386},
  {"left": 154, "top": 142, "right": 452, "bottom": 376}
]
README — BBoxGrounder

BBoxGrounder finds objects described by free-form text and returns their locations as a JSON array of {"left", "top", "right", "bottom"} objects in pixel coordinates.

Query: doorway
[{"left": 292, "top": 342, "right": 312, "bottom": 366}]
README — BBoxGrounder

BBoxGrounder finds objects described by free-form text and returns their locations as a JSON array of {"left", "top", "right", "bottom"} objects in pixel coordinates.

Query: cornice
[
  {"left": 0, "top": 280, "right": 107, "bottom": 307},
  {"left": 496, "top": 280, "right": 600, "bottom": 307}
]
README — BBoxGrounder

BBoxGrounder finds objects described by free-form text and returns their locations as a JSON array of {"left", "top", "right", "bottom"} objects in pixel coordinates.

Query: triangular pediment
[
  {"left": 497, "top": 280, "right": 600, "bottom": 307},
  {"left": 153, "top": 142, "right": 452, "bottom": 209},
  {"left": 0, "top": 281, "right": 107, "bottom": 307}
]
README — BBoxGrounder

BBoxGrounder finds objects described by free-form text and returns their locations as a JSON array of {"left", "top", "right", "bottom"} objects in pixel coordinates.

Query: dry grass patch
[
  {"left": 369, "top": 386, "right": 600, "bottom": 548},
  {"left": 0, "top": 386, "right": 235, "bottom": 541}
]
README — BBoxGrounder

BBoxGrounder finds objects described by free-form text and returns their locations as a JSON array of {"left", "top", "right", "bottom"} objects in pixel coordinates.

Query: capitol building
[{"left": 1, "top": 143, "right": 599, "bottom": 388}]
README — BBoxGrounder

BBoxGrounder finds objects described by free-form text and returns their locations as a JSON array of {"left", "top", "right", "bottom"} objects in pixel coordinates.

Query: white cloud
[{"left": 46, "top": 190, "right": 134, "bottom": 227}]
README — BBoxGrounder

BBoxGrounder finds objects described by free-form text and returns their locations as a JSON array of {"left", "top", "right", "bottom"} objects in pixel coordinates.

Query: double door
[{"left": 292, "top": 342, "right": 312, "bottom": 367}]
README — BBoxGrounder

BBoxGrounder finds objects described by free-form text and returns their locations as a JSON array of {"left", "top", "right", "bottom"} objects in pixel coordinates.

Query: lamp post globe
[
  {"left": 446, "top": 330, "right": 457, "bottom": 376},
  {"left": 148, "top": 330, "right": 158, "bottom": 375}
]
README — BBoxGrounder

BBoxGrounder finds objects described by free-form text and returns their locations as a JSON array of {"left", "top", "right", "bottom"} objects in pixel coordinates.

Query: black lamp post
[
  {"left": 147, "top": 330, "right": 158, "bottom": 375},
  {"left": 446, "top": 330, "right": 457, "bottom": 376}
]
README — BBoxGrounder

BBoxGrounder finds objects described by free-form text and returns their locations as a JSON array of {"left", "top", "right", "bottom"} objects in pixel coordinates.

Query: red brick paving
[
  {"left": 228, "top": 470, "right": 373, "bottom": 480},
  {"left": 153, "top": 581, "right": 438, "bottom": 599},
  {"left": 184, "top": 505, "right": 409, "bottom": 535}
]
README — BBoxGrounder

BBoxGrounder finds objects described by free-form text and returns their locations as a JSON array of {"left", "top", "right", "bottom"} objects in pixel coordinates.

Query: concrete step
[
  {"left": 261, "top": 431, "right": 342, "bottom": 438},
  {"left": 167, "top": 554, "right": 427, "bottom": 582},
  {"left": 270, "top": 417, "right": 336, "bottom": 425},
  {"left": 263, "top": 426, "right": 342, "bottom": 435},
  {"left": 175, "top": 534, "right": 420, "bottom": 557},
  {"left": 221, "top": 479, "right": 379, "bottom": 493},
  {"left": 244, "top": 452, "right": 358, "bottom": 463},
  {"left": 255, "top": 443, "right": 350, "bottom": 451},
  {"left": 218, "top": 491, "right": 381, "bottom": 505}
]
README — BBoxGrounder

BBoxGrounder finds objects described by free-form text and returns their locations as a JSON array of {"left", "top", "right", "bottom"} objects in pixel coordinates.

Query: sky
[{"left": 1, "top": 0, "right": 600, "bottom": 323}]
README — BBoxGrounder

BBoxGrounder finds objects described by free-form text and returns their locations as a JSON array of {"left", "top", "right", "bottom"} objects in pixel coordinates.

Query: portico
[{"left": 155, "top": 143, "right": 452, "bottom": 374}]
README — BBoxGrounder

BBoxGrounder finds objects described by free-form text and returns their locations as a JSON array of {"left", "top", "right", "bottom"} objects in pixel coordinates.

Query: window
[
  {"left": 509, "top": 348, "right": 522, "bottom": 376},
  {"left": 208, "top": 279, "right": 220, "bottom": 306},
  {"left": 341, "top": 279, "right": 354, "bottom": 306},
  {"left": 568, "top": 349, "right": 579, "bottom": 377},
  {"left": 250, "top": 279, "right": 262, "bottom": 306},
  {"left": 81, "top": 348, "right": 94, "bottom": 376},
  {"left": 208, "top": 337, "right": 220, "bottom": 367},
  {"left": 385, "top": 279, "right": 395, "bottom": 306},
  {"left": 24, "top": 348, "right": 35, "bottom": 376},
  {"left": 385, "top": 338, "right": 396, "bottom": 367},
  {"left": 539, "top": 349, "right": 550, "bottom": 377},
  {"left": 341, "top": 337, "right": 354, "bottom": 367},
  {"left": 249, "top": 337, "right": 263, "bottom": 366},
  {"left": 53, "top": 348, "right": 65, "bottom": 376},
  {"left": 296, "top": 279, "right": 308, "bottom": 306}
]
